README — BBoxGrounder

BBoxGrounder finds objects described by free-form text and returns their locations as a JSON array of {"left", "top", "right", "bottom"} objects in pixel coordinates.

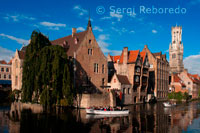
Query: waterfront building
[
  {"left": 11, "top": 48, "right": 25, "bottom": 91},
  {"left": 0, "top": 60, "right": 12, "bottom": 90},
  {"left": 107, "top": 47, "right": 149, "bottom": 104},
  {"left": 142, "top": 45, "right": 169, "bottom": 100},
  {"left": 178, "top": 69, "right": 200, "bottom": 98},
  {"left": 51, "top": 19, "right": 108, "bottom": 93},
  {"left": 169, "top": 26, "right": 184, "bottom": 74},
  {"left": 169, "top": 74, "right": 188, "bottom": 93}
]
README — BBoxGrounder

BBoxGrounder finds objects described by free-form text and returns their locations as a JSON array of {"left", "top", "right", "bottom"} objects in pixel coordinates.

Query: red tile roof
[
  {"left": 0, "top": 60, "right": 7, "bottom": 64},
  {"left": 187, "top": 73, "right": 199, "bottom": 84},
  {"left": 128, "top": 50, "right": 140, "bottom": 63},
  {"left": 140, "top": 51, "right": 146, "bottom": 63},
  {"left": 192, "top": 74, "right": 200, "bottom": 80},
  {"left": 8, "top": 60, "right": 12, "bottom": 65},
  {"left": 110, "top": 55, "right": 121, "bottom": 63},
  {"left": 110, "top": 50, "right": 140, "bottom": 64},
  {"left": 173, "top": 74, "right": 186, "bottom": 87},
  {"left": 116, "top": 74, "right": 131, "bottom": 85},
  {"left": 51, "top": 30, "right": 87, "bottom": 57}
]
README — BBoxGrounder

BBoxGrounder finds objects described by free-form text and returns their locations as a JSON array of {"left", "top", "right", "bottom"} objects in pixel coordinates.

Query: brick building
[
  {"left": 178, "top": 69, "right": 200, "bottom": 98},
  {"left": 11, "top": 48, "right": 25, "bottom": 91},
  {"left": 0, "top": 60, "right": 12, "bottom": 89},
  {"left": 142, "top": 45, "right": 169, "bottom": 100},
  {"left": 51, "top": 19, "right": 108, "bottom": 93},
  {"left": 107, "top": 47, "right": 149, "bottom": 104},
  {"left": 169, "top": 74, "right": 188, "bottom": 93}
]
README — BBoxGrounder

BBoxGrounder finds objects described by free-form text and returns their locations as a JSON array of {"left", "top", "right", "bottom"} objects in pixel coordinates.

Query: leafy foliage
[
  {"left": 168, "top": 92, "right": 190, "bottom": 101},
  {"left": 22, "top": 30, "right": 74, "bottom": 106}
]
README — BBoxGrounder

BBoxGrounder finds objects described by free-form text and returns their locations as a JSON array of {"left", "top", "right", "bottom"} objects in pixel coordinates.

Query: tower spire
[{"left": 87, "top": 9, "right": 92, "bottom": 30}]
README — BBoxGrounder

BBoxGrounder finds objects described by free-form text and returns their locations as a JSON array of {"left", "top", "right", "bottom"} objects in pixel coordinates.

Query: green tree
[{"left": 22, "top": 30, "right": 74, "bottom": 106}]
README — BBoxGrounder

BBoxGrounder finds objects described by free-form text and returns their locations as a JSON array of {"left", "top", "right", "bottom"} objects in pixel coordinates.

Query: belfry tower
[{"left": 169, "top": 26, "right": 184, "bottom": 74}]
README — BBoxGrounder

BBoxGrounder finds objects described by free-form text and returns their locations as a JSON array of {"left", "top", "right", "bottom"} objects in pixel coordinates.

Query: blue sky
[{"left": 0, "top": 0, "right": 200, "bottom": 74}]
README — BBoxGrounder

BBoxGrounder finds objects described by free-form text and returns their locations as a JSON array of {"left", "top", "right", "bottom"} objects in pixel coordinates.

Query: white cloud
[
  {"left": 73, "top": 5, "right": 88, "bottom": 16},
  {"left": 0, "top": 46, "right": 15, "bottom": 62},
  {"left": 3, "top": 14, "right": 35, "bottom": 22},
  {"left": 93, "top": 26, "right": 103, "bottom": 32},
  {"left": 152, "top": 30, "right": 157, "bottom": 34},
  {"left": 39, "top": 21, "right": 66, "bottom": 30},
  {"left": 110, "top": 12, "right": 123, "bottom": 21},
  {"left": 77, "top": 27, "right": 85, "bottom": 32},
  {"left": 101, "top": 12, "right": 123, "bottom": 22},
  {"left": 184, "top": 54, "right": 200, "bottom": 75},
  {"left": 97, "top": 34, "right": 121, "bottom": 56},
  {"left": 130, "top": 30, "right": 135, "bottom": 33},
  {"left": 0, "top": 33, "right": 29, "bottom": 45}
]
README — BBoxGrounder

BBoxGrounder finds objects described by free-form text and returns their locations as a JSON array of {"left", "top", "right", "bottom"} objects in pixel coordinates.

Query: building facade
[
  {"left": 142, "top": 45, "right": 169, "bottom": 100},
  {"left": 169, "top": 74, "right": 188, "bottom": 93},
  {"left": 51, "top": 19, "right": 108, "bottom": 93},
  {"left": 169, "top": 26, "right": 184, "bottom": 74},
  {"left": 0, "top": 60, "right": 12, "bottom": 89},
  {"left": 11, "top": 49, "right": 25, "bottom": 91},
  {"left": 178, "top": 69, "right": 200, "bottom": 98},
  {"left": 107, "top": 47, "right": 149, "bottom": 104}
]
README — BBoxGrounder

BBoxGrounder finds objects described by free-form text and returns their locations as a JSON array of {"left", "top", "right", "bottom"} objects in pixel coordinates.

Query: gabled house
[
  {"left": 109, "top": 73, "right": 131, "bottom": 104},
  {"left": 142, "top": 45, "right": 169, "bottom": 100},
  {"left": 179, "top": 69, "right": 200, "bottom": 98},
  {"left": 169, "top": 74, "right": 187, "bottom": 93},
  {"left": 108, "top": 47, "right": 149, "bottom": 104},
  {"left": 11, "top": 49, "right": 25, "bottom": 91},
  {"left": 51, "top": 19, "right": 108, "bottom": 93}
]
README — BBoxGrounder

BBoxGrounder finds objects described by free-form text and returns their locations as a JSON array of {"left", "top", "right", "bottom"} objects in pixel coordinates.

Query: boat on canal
[
  {"left": 86, "top": 108, "right": 129, "bottom": 115},
  {"left": 163, "top": 102, "right": 176, "bottom": 107}
]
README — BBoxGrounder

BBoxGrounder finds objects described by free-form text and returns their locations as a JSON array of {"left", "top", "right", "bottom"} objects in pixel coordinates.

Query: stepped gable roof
[
  {"left": 140, "top": 51, "right": 146, "bottom": 63},
  {"left": 187, "top": 73, "right": 199, "bottom": 83},
  {"left": 18, "top": 50, "right": 25, "bottom": 60},
  {"left": 116, "top": 74, "right": 131, "bottom": 85},
  {"left": 152, "top": 52, "right": 162, "bottom": 57},
  {"left": 174, "top": 74, "right": 186, "bottom": 87},
  {"left": 0, "top": 60, "right": 7, "bottom": 64},
  {"left": 51, "top": 30, "right": 87, "bottom": 57}
]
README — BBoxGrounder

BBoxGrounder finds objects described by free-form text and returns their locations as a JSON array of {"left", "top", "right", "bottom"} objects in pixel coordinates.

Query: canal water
[{"left": 1, "top": 101, "right": 200, "bottom": 133}]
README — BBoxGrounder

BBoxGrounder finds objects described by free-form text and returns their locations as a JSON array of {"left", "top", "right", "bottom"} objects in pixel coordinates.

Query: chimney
[
  {"left": 72, "top": 28, "right": 76, "bottom": 37},
  {"left": 123, "top": 47, "right": 128, "bottom": 64}
]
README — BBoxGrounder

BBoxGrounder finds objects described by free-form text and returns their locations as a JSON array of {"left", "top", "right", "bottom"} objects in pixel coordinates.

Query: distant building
[
  {"left": 169, "top": 74, "right": 188, "bottom": 93},
  {"left": 0, "top": 60, "right": 12, "bottom": 89},
  {"left": 179, "top": 69, "right": 200, "bottom": 98},
  {"left": 107, "top": 47, "right": 149, "bottom": 104},
  {"left": 11, "top": 49, "right": 25, "bottom": 91},
  {"left": 169, "top": 26, "right": 184, "bottom": 74},
  {"left": 142, "top": 45, "right": 169, "bottom": 100}
]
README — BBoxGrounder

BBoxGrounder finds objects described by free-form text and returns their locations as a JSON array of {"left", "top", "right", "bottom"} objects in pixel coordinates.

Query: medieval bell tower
[{"left": 169, "top": 26, "right": 184, "bottom": 74}]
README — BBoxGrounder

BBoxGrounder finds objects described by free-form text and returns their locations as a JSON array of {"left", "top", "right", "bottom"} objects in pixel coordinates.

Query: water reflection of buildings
[
  {"left": 169, "top": 102, "right": 198, "bottom": 132},
  {"left": 77, "top": 102, "right": 199, "bottom": 133},
  {"left": 1, "top": 102, "right": 199, "bottom": 133}
]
